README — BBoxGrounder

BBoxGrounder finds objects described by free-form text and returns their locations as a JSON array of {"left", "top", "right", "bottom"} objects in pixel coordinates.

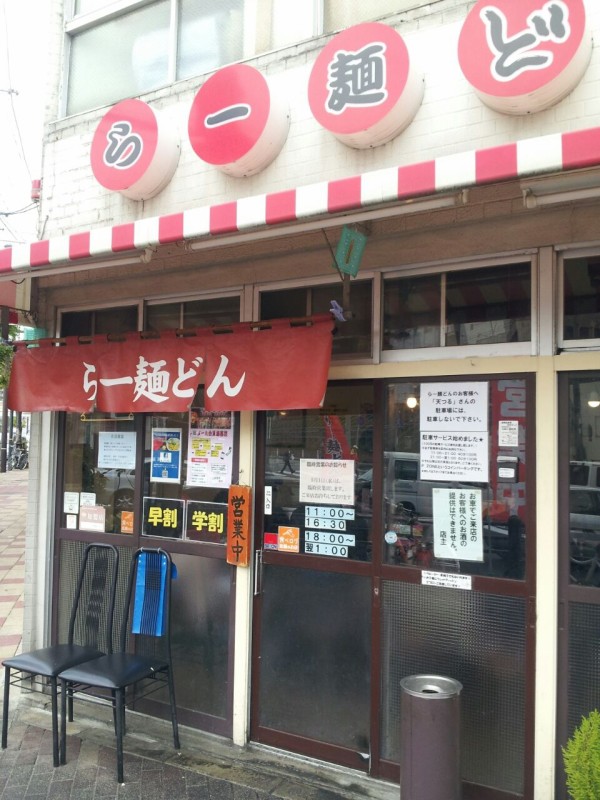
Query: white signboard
[
  {"left": 420, "top": 432, "right": 489, "bottom": 482},
  {"left": 498, "top": 420, "right": 519, "bottom": 447},
  {"left": 63, "top": 491, "right": 79, "bottom": 514},
  {"left": 187, "top": 409, "right": 234, "bottom": 489},
  {"left": 422, "top": 571, "right": 472, "bottom": 590},
  {"left": 420, "top": 381, "right": 489, "bottom": 482},
  {"left": 299, "top": 459, "right": 355, "bottom": 505},
  {"left": 98, "top": 431, "right": 137, "bottom": 470},
  {"left": 432, "top": 487, "right": 483, "bottom": 562},
  {"left": 420, "top": 382, "right": 488, "bottom": 431}
]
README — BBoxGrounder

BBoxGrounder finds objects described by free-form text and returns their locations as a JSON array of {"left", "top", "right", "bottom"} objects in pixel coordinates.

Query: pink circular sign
[
  {"left": 188, "top": 64, "right": 289, "bottom": 177},
  {"left": 458, "top": 0, "right": 591, "bottom": 114},
  {"left": 91, "top": 99, "right": 180, "bottom": 200},
  {"left": 308, "top": 22, "right": 423, "bottom": 149}
]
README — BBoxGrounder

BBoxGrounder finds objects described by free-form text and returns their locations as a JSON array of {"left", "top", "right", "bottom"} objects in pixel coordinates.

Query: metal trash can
[{"left": 400, "top": 674, "right": 462, "bottom": 800}]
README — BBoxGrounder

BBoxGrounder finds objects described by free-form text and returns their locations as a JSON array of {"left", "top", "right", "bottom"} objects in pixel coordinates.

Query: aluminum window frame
[
  {"left": 380, "top": 251, "right": 539, "bottom": 362},
  {"left": 557, "top": 244, "right": 600, "bottom": 352}
]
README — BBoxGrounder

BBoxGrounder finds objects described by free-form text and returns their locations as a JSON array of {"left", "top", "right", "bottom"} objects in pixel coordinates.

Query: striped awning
[{"left": 1, "top": 126, "right": 600, "bottom": 278}]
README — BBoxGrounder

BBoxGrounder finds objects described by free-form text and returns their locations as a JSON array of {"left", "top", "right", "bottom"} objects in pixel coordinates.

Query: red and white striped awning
[{"left": 2, "top": 126, "right": 600, "bottom": 277}]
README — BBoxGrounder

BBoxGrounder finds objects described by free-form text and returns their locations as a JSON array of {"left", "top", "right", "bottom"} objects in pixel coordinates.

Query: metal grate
[
  {"left": 57, "top": 541, "right": 132, "bottom": 654},
  {"left": 381, "top": 581, "right": 526, "bottom": 794},
  {"left": 568, "top": 603, "right": 600, "bottom": 736}
]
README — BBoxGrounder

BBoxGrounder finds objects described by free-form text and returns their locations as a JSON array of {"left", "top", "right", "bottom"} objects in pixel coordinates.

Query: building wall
[
  {"left": 38, "top": 1, "right": 600, "bottom": 239},
  {"left": 24, "top": 3, "right": 600, "bottom": 799}
]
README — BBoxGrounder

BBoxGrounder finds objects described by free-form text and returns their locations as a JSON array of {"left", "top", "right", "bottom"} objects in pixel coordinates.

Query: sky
[{"left": 0, "top": 0, "right": 47, "bottom": 247}]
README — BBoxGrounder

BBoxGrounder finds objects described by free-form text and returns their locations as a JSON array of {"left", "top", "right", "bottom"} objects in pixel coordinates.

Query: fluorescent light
[
  {"left": 522, "top": 169, "right": 600, "bottom": 208},
  {"left": 187, "top": 191, "right": 467, "bottom": 252}
]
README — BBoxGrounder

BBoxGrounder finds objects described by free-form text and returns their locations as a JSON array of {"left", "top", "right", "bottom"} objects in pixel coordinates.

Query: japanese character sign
[
  {"left": 8, "top": 317, "right": 334, "bottom": 413},
  {"left": 186, "top": 500, "right": 228, "bottom": 544},
  {"left": 227, "top": 485, "right": 251, "bottom": 566},
  {"left": 91, "top": 99, "right": 180, "bottom": 200},
  {"left": 308, "top": 22, "right": 423, "bottom": 149},
  {"left": 142, "top": 497, "right": 184, "bottom": 539},
  {"left": 188, "top": 64, "right": 290, "bottom": 177},
  {"left": 458, "top": 0, "right": 591, "bottom": 114},
  {"left": 420, "top": 382, "right": 490, "bottom": 483}
]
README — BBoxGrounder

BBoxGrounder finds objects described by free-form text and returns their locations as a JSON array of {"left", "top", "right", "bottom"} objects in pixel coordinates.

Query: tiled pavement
[
  {"left": 0, "top": 469, "right": 27, "bottom": 666},
  {"left": 0, "top": 469, "right": 396, "bottom": 800}
]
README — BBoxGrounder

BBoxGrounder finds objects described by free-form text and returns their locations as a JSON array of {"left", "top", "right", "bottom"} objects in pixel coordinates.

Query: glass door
[
  {"left": 251, "top": 375, "right": 536, "bottom": 797},
  {"left": 557, "top": 372, "right": 600, "bottom": 799},
  {"left": 251, "top": 382, "right": 375, "bottom": 770}
]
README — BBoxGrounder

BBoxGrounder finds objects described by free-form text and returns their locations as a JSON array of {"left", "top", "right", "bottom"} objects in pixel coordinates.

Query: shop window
[
  {"left": 562, "top": 256, "right": 600, "bottom": 344},
  {"left": 59, "top": 388, "right": 239, "bottom": 542},
  {"left": 66, "top": 0, "right": 244, "bottom": 116},
  {"left": 261, "top": 383, "right": 374, "bottom": 562},
  {"left": 60, "top": 306, "right": 139, "bottom": 337},
  {"left": 145, "top": 296, "right": 241, "bottom": 331},
  {"left": 260, "top": 280, "right": 372, "bottom": 358},
  {"left": 61, "top": 413, "right": 138, "bottom": 535},
  {"left": 382, "top": 379, "right": 528, "bottom": 579},
  {"left": 142, "top": 393, "right": 237, "bottom": 544},
  {"left": 566, "top": 375, "right": 600, "bottom": 586},
  {"left": 383, "top": 262, "right": 531, "bottom": 351}
]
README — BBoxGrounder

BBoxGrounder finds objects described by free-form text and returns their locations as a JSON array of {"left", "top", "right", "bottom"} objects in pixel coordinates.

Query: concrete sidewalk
[
  {"left": 0, "top": 469, "right": 396, "bottom": 800},
  {"left": 0, "top": 469, "right": 27, "bottom": 666}
]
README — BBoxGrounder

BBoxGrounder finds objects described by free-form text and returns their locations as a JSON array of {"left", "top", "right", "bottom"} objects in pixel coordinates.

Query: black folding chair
[
  {"left": 59, "top": 548, "right": 180, "bottom": 783},
  {"left": 2, "top": 542, "right": 119, "bottom": 767}
]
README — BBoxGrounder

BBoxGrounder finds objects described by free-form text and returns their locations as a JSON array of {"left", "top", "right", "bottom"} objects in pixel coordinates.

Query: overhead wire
[{"left": 0, "top": 0, "right": 32, "bottom": 182}]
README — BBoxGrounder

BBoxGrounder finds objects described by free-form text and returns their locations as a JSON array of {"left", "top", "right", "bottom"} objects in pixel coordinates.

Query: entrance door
[
  {"left": 251, "top": 376, "right": 536, "bottom": 798},
  {"left": 556, "top": 371, "right": 600, "bottom": 799}
]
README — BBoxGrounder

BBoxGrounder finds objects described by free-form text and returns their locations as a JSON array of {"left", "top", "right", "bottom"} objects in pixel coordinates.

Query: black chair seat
[
  {"left": 3, "top": 644, "right": 104, "bottom": 678},
  {"left": 2, "top": 543, "right": 119, "bottom": 769},
  {"left": 60, "top": 548, "right": 179, "bottom": 783},
  {"left": 60, "top": 652, "right": 168, "bottom": 690}
]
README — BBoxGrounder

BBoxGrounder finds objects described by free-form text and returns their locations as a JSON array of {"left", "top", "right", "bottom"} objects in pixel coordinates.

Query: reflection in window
[
  {"left": 145, "top": 296, "right": 241, "bottom": 331},
  {"left": 260, "top": 281, "right": 372, "bottom": 358},
  {"left": 262, "top": 384, "right": 374, "bottom": 562},
  {"left": 60, "top": 306, "right": 139, "bottom": 337},
  {"left": 383, "top": 274, "right": 441, "bottom": 349},
  {"left": 383, "top": 263, "right": 531, "bottom": 351},
  {"left": 61, "top": 414, "right": 137, "bottom": 535},
  {"left": 67, "top": 0, "right": 243, "bottom": 116},
  {"left": 67, "top": 1, "right": 171, "bottom": 115},
  {"left": 563, "top": 256, "right": 600, "bottom": 341},
  {"left": 383, "top": 380, "right": 527, "bottom": 579},
  {"left": 567, "top": 375, "right": 600, "bottom": 586}
]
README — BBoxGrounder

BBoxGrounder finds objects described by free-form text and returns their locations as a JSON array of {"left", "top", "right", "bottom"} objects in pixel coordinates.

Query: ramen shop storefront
[{"left": 8, "top": 317, "right": 333, "bottom": 735}]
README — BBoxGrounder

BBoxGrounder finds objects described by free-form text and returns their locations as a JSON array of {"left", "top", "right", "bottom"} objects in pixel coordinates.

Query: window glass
[
  {"left": 260, "top": 281, "right": 372, "bottom": 358},
  {"left": 383, "top": 274, "right": 441, "bottom": 349},
  {"left": 67, "top": 1, "right": 170, "bottom": 116},
  {"left": 383, "top": 263, "right": 531, "bottom": 351},
  {"left": 74, "top": 0, "right": 113, "bottom": 14},
  {"left": 61, "top": 306, "right": 139, "bottom": 337},
  {"left": 178, "top": 0, "right": 244, "bottom": 80},
  {"left": 146, "top": 303, "right": 182, "bottom": 331},
  {"left": 142, "top": 389, "right": 237, "bottom": 544},
  {"left": 445, "top": 263, "right": 531, "bottom": 346},
  {"left": 262, "top": 383, "right": 374, "bottom": 562},
  {"left": 567, "top": 375, "right": 600, "bottom": 586},
  {"left": 146, "top": 297, "right": 240, "bottom": 331},
  {"left": 563, "top": 256, "right": 600, "bottom": 341},
  {"left": 382, "top": 379, "right": 528, "bottom": 579},
  {"left": 61, "top": 414, "right": 137, "bottom": 535}
]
